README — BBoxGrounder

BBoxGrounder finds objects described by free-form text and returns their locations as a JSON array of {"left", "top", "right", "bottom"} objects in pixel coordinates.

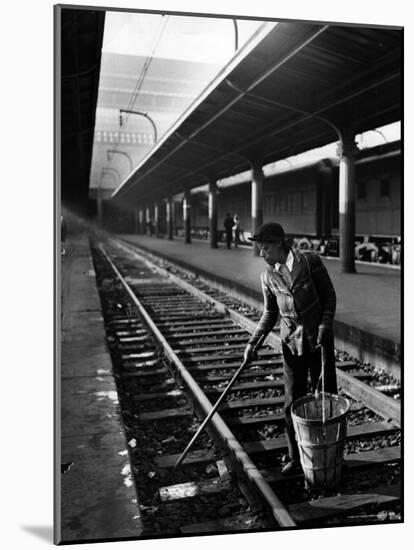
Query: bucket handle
[
  {"left": 315, "top": 345, "right": 326, "bottom": 424},
  {"left": 314, "top": 345, "right": 326, "bottom": 395}
]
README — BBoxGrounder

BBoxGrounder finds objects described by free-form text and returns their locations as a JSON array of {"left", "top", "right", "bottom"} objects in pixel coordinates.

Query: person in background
[
  {"left": 224, "top": 213, "right": 234, "bottom": 249},
  {"left": 317, "top": 236, "right": 328, "bottom": 256},
  {"left": 297, "top": 236, "right": 312, "bottom": 251},
  {"left": 243, "top": 222, "right": 338, "bottom": 474},
  {"left": 355, "top": 236, "right": 378, "bottom": 262},
  {"left": 378, "top": 242, "right": 392, "bottom": 264},
  {"left": 392, "top": 237, "right": 401, "bottom": 265},
  {"left": 233, "top": 214, "right": 241, "bottom": 248}
]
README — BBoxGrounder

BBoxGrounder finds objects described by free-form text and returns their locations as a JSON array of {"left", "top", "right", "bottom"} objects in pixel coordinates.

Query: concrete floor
[{"left": 57, "top": 234, "right": 142, "bottom": 543}]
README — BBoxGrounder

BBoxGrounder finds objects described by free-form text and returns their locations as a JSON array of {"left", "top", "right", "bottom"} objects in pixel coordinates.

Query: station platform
[
  {"left": 119, "top": 234, "right": 401, "bottom": 376},
  {"left": 58, "top": 233, "right": 142, "bottom": 543}
]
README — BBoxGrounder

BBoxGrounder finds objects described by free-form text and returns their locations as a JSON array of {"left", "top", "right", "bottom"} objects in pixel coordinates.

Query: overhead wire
[
  {"left": 124, "top": 16, "right": 169, "bottom": 123},
  {"left": 96, "top": 14, "right": 169, "bottom": 191},
  {"left": 111, "top": 15, "right": 169, "bottom": 155}
]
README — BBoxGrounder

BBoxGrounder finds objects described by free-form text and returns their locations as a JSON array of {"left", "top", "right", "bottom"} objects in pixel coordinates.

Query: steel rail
[
  {"left": 336, "top": 369, "right": 400, "bottom": 428},
  {"left": 99, "top": 242, "right": 296, "bottom": 528},
  {"left": 113, "top": 237, "right": 283, "bottom": 349},
  {"left": 113, "top": 238, "right": 401, "bottom": 425},
  {"left": 102, "top": 239, "right": 401, "bottom": 527}
]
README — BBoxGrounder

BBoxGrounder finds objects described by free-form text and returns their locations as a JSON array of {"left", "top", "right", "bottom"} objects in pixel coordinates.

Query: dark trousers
[
  {"left": 234, "top": 230, "right": 240, "bottom": 247},
  {"left": 225, "top": 230, "right": 232, "bottom": 249},
  {"left": 283, "top": 341, "right": 337, "bottom": 461}
]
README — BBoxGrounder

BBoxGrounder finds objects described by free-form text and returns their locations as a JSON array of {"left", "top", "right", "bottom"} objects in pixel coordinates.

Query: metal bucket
[{"left": 291, "top": 392, "right": 350, "bottom": 490}]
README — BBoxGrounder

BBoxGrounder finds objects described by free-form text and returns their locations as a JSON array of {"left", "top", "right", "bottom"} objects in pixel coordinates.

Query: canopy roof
[
  {"left": 112, "top": 20, "right": 402, "bottom": 206},
  {"left": 59, "top": 7, "right": 105, "bottom": 213}
]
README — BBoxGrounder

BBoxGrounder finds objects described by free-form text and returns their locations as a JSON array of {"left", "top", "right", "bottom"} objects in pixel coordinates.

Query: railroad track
[{"left": 91, "top": 237, "right": 401, "bottom": 536}]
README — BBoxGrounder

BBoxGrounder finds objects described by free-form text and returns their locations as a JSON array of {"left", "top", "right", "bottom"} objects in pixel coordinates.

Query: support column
[
  {"left": 154, "top": 202, "right": 160, "bottom": 237},
  {"left": 145, "top": 206, "right": 151, "bottom": 236},
  {"left": 251, "top": 164, "right": 264, "bottom": 256},
  {"left": 208, "top": 181, "right": 218, "bottom": 248},
  {"left": 166, "top": 197, "right": 174, "bottom": 240},
  {"left": 97, "top": 193, "right": 103, "bottom": 225},
  {"left": 138, "top": 209, "right": 144, "bottom": 234},
  {"left": 183, "top": 189, "right": 192, "bottom": 244},
  {"left": 317, "top": 160, "right": 334, "bottom": 239},
  {"left": 133, "top": 209, "right": 139, "bottom": 234},
  {"left": 338, "top": 130, "right": 358, "bottom": 273}
]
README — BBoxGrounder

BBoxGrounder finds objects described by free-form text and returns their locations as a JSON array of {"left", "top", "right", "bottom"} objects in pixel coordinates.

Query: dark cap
[{"left": 248, "top": 222, "right": 285, "bottom": 243}]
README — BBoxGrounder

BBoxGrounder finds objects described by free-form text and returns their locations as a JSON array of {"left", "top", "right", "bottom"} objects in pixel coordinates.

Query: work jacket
[{"left": 248, "top": 249, "right": 336, "bottom": 354}]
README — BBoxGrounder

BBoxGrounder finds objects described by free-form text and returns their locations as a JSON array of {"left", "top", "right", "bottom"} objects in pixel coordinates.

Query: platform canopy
[
  {"left": 111, "top": 20, "right": 401, "bottom": 206},
  {"left": 59, "top": 7, "right": 105, "bottom": 213}
]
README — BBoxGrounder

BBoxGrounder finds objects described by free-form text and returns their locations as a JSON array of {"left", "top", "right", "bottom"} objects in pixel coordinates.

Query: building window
[
  {"left": 358, "top": 180, "right": 366, "bottom": 200},
  {"left": 380, "top": 178, "right": 390, "bottom": 198}
]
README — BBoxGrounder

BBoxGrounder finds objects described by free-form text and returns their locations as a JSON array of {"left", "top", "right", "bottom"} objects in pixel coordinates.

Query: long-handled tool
[
  {"left": 150, "top": 333, "right": 267, "bottom": 506},
  {"left": 174, "top": 333, "right": 267, "bottom": 472}
]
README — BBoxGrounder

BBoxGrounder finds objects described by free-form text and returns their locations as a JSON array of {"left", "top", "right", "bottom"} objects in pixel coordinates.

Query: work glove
[
  {"left": 243, "top": 343, "right": 258, "bottom": 363},
  {"left": 317, "top": 325, "right": 333, "bottom": 347}
]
